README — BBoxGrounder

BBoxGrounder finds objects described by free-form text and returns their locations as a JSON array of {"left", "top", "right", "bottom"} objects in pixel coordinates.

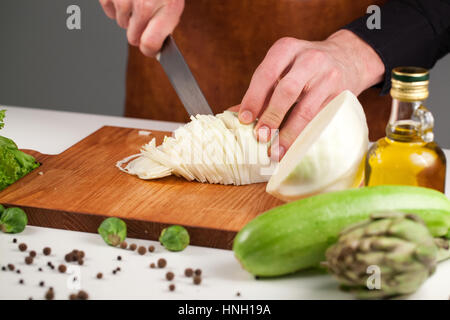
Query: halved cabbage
[{"left": 266, "top": 90, "right": 368, "bottom": 201}]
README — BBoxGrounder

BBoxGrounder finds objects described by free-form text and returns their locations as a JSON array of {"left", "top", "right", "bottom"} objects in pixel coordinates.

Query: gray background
[
  {"left": 0, "top": 0, "right": 127, "bottom": 116},
  {"left": 0, "top": 0, "right": 449, "bottom": 147}
]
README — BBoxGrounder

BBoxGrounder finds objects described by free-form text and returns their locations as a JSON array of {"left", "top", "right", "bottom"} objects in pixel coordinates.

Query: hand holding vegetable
[{"left": 238, "top": 30, "right": 385, "bottom": 159}]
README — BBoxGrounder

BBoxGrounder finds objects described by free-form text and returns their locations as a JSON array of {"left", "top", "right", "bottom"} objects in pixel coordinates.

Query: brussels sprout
[
  {"left": 97, "top": 217, "right": 127, "bottom": 247},
  {"left": 0, "top": 204, "right": 5, "bottom": 216},
  {"left": 0, "top": 207, "right": 28, "bottom": 233},
  {"left": 159, "top": 225, "right": 190, "bottom": 252}
]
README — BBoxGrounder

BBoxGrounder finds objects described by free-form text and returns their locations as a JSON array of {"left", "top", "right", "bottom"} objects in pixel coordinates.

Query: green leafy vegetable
[
  {"left": 0, "top": 110, "right": 5, "bottom": 130},
  {"left": 98, "top": 217, "right": 127, "bottom": 246},
  {"left": 159, "top": 225, "right": 190, "bottom": 251},
  {"left": 0, "top": 109, "right": 40, "bottom": 191},
  {"left": 0, "top": 207, "right": 28, "bottom": 233}
]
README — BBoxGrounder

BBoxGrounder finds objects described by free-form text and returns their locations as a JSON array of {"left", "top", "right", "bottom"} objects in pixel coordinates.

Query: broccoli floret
[{"left": 0, "top": 110, "right": 39, "bottom": 191}]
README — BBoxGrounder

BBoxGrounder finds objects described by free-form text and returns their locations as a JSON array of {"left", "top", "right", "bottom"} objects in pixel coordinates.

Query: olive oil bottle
[{"left": 365, "top": 67, "right": 446, "bottom": 192}]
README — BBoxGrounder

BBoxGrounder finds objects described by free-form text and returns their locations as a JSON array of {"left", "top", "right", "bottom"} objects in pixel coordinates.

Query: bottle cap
[{"left": 390, "top": 67, "right": 429, "bottom": 101}]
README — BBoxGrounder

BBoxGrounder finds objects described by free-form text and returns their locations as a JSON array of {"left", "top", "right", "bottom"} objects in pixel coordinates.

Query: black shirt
[{"left": 343, "top": 0, "right": 450, "bottom": 94}]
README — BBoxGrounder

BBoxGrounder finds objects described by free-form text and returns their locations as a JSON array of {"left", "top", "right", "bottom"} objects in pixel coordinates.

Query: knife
[{"left": 157, "top": 36, "right": 214, "bottom": 116}]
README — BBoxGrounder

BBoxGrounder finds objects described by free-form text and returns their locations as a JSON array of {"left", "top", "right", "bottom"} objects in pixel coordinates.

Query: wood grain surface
[{"left": 0, "top": 126, "right": 283, "bottom": 249}]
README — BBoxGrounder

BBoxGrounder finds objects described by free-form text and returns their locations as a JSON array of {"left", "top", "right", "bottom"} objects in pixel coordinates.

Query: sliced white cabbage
[
  {"left": 117, "top": 111, "right": 273, "bottom": 185},
  {"left": 125, "top": 157, "right": 172, "bottom": 179},
  {"left": 266, "top": 90, "right": 368, "bottom": 201},
  {"left": 116, "top": 140, "right": 172, "bottom": 180}
]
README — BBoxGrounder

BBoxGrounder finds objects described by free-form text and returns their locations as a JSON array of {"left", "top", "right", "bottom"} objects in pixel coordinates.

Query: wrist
[{"left": 327, "top": 29, "right": 385, "bottom": 93}]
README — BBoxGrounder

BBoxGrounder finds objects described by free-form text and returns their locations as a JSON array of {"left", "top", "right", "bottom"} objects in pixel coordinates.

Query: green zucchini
[{"left": 233, "top": 185, "right": 450, "bottom": 277}]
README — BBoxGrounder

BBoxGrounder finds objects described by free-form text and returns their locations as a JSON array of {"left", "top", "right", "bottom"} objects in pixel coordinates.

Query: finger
[
  {"left": 255, "top": 56, "right": 315, "bottom": 142},
  {"left": 140, "top": 1, "right": 184, "bottom": 57},
  {"left": 271, "top": 84, "right": 331, "bottom": 160},
  {"left": 227, "top": 104, "right": 241, "bottom": 112},
  {"left": 114, "top": 0, "right": 132, "bottom": 29},
  {"left": 99, "top": 0, "right": 116, "bottom": 19},
  {"left": 127, "top": 0, "right": 161, "bottom": 46},
  {"left": 239, "top": 37, "right": 301, "bottom": 124}
]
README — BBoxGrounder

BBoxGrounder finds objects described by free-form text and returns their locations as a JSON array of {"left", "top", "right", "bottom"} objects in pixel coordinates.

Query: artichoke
[{"left": 325, "top": 212, "right": 442, "bottom": 299}]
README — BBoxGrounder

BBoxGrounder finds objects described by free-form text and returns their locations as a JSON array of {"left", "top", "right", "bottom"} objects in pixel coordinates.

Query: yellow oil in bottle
[
  {"left": 365, "top": 124, "right": 446, "bottom": 192},
  {"left": 365, "top": 67, "right": 446, "bottom": 192}
]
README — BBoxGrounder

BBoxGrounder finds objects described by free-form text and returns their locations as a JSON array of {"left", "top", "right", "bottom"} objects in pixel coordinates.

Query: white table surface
[{"left": 0, "top": 105, "right": 449, "bottom": 300}]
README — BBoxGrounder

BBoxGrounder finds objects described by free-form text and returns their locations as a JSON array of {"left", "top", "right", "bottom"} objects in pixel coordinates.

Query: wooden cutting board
[{"left": 0, "top": 126, "right": 283, "bottom": 249}]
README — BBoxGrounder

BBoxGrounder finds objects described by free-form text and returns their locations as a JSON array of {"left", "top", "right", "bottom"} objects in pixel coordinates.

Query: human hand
[
  {"left": 99, "top": 0, "right": 185, "bottom": 57},
  {"left": 238, "top": 29, "right": 385, "bottom": 160}
]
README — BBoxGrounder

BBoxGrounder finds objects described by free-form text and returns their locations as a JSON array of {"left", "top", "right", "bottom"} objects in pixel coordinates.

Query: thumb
[{"left": 226, "top": 104, "right": 241, "bottom": 112}]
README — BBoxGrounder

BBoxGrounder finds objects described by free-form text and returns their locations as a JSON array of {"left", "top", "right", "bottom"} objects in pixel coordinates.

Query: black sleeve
[{"left": 343, "top": 0, "right": 450, "bottom": 94}]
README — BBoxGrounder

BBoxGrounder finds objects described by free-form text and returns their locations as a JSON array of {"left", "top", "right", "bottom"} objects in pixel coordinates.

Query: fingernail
[
  {"left": 239, "top": 110, "right": 253, "bottom": 124},
  {"left": 270, "top": 145, "right": 285, "bottom": 161},
  {"left": 256, "top": 126, "right": 270, "bottom": 143}
]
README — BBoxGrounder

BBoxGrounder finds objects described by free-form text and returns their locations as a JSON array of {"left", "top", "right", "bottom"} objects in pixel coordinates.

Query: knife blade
[{"left": 157, "top": 36, "right": 214, "bottom": 116}]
